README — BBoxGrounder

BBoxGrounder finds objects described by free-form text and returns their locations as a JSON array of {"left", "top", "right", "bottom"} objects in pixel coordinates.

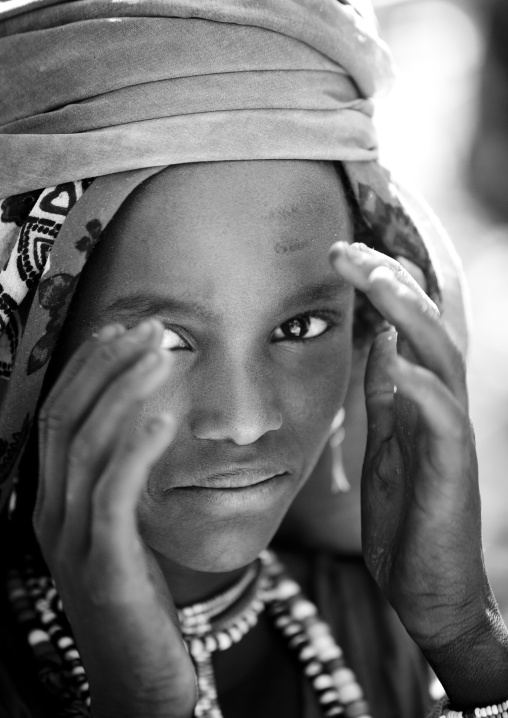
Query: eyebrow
[{"left": 100, "top": 277, "right": 349, "bottom": 322}]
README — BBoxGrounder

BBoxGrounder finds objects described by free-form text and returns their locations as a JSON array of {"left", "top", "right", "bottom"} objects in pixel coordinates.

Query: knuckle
[
  {"left": 91, "top": 484, "right": 123, "bottom": 523},
  {"left": 95, "top": 339, "right": 131, "bottom": 367},
  {"left": 67, "top": 434, "right": 93, "bottom": 467},
  {"left": 38, "top": 402, "right": 68, "bottom": 434}
]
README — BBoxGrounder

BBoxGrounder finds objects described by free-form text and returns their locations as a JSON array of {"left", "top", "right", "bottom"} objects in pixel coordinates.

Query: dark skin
[{"left": 33, "top": 161, "right": 508, "bottom": 717}]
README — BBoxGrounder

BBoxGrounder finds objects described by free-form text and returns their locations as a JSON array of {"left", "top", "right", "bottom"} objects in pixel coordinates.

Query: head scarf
[{"left": 0, "top": 0, "right": 444, "bottom": 516}]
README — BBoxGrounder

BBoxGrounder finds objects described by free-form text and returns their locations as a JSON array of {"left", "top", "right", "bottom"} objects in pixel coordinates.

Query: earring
[{"left": 329, "top": 408, "right": 351, "bottom": 494}]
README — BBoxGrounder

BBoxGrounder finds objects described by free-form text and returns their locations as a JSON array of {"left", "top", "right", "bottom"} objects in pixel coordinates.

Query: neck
[{"left": 153, "top": 550, "right": 253, "bottom": 606}]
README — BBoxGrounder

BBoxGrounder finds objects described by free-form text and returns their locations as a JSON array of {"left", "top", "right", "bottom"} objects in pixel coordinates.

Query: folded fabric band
[{"left": 0, "top": 0, "right": 391, "bottom": 195}]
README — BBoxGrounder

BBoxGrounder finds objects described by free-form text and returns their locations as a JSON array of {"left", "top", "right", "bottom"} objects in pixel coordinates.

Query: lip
[{"left": 176, "top": 468, "right": 289, "bottom": 491}]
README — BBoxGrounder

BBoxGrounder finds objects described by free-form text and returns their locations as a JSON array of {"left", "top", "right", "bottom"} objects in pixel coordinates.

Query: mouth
[{"left": 176, "top": 468, "right": 290, "bottom": 491}]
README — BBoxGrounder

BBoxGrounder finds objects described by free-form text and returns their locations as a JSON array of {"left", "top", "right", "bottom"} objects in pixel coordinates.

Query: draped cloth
[{"left": 0, "top": 0, "right": 458, "bottom": 515}]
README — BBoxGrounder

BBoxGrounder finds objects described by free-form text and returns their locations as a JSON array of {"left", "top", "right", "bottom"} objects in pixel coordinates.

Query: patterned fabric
[{"left": 0, "top": 167, "right": 164, "bottom": 513}]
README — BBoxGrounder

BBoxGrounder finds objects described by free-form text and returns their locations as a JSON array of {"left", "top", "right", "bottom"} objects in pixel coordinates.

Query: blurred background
[{"left": 372, "top": 0, "right": 508, "bottom": 618}]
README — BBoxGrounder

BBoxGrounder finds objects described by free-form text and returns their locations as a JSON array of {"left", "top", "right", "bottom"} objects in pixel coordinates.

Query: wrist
[{"left": 424, "top": 601, "right": 508, "bottom": 709}]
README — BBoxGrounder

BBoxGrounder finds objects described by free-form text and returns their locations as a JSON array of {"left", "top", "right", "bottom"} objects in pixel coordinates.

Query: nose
[{"left": 190, "top": 354, "right": 283, "bottom": 445}]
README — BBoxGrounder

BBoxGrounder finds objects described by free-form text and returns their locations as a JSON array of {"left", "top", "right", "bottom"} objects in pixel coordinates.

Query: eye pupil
[{"left": 286, "top": 318, "right": 308, "bottom": 337}]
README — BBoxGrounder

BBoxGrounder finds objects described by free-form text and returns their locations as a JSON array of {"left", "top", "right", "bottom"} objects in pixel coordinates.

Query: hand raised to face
[
  {"left": 35, "top": 320, "right": 197, "bottom": 718},
  {"left": 330, "top": 242, "right": 508, "bottom": 708}
]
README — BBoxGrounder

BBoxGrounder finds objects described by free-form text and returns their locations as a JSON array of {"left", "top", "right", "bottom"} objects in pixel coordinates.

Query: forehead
[{"left": 82, "top": 160, "right": 353, "bottom": 310}]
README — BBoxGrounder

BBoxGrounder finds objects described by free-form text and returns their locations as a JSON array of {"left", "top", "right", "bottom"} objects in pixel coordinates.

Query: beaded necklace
[{"left": 8, "top": 551, "right": 371, "bottom": 718}]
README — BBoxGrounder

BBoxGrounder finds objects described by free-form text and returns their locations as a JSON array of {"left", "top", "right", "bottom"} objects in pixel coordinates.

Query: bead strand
[
  {"left": 442, "top": 702, "right": 508, "bottom": 718},
  {"left": 263, "top": 551, "right": 372, "bottom": 718}
]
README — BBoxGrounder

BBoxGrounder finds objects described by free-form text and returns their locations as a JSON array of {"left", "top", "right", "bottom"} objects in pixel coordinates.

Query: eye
[
  {"left": 272, "top": 314, "right": 330, "bottom": 342},
  {"left": 160, "top": 327, "right": 189, "bottom": 351}
]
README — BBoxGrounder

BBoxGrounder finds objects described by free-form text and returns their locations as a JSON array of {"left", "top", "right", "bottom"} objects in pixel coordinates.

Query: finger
[
  {"left": 35, "top": 319, "right": 164, "bottom": 544},
  {"left": 330, "top": 241, "right": 437, "bottom": 317},
  {"left": 367, "top": 267, "right": 466, "bottom": 403},
  {"left": 395, "top": 256, "right": 427, "bottom": 292},
  {"left": 35, "top": 323, "right": 125, "bottom": 530},
  {"left": 395, "top": 258, "right": 427, "bottom": 365},
  {"left": 364, "top": 327, "right": 397, "bottom": 446},
  {"left": 90, "top": 413, "right": 177, "bottom": 562},
  {"left": 388, "top": 355, "right": 474, "bottom": 502},
  {"left": 361, "top": 328, "right": 402, "bottom": 553},
  {"left": 389, "top": 355, "right": 465, "bottom": 446},
  {"left": 330, "top": 243, "right": 465, "bottom": 402},
  {"left": 61, "top": 348, "right": 174, "bottom": 549}
]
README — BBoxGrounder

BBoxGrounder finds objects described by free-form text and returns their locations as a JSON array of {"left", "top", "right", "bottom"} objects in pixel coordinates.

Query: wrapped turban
[{"left": 0, "top": 0, "right": 466, "bottom": 514}]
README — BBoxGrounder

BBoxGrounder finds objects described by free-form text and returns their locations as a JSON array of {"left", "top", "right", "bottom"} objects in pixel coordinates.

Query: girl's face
[{"left": 58, "top": 160, "right": 355, "bottom": 571}]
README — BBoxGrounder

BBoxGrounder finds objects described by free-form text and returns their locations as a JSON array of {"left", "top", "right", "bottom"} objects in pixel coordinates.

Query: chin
[
  {"left": 178, "top": 538, "right": 266, "bottom": 573},
  {"left": 139, "top": 473, "right": 301, "bottom": 572},
  {"left": 140, "top": 506, "right": 287, "bottom": 573}
]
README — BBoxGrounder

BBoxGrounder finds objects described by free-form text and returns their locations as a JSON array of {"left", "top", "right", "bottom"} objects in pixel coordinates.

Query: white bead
[
  {"left": 313, "top": 635, "right": 335, "bottom": 651},
  {"left": 299, "top": 645, "right": 317, "bottom": 661},
  {"left": 238, "top": 618, "right": 250, "bottom": 634},
  {"left": 291, "top": 599, "right": 317, "bottom": 620},
  {"left": 306, "top": 622, "right": 331, "bottom": 641},
  {"left": 283, "top": 623, "right": 301, "bottom": 636},
  {"left": 276, "top": 579, "right": 300, "bottom": 599},
  {"left": 318, "top": 645, "right": 342, "bottom": 662},
  {"left": 325, "top": 709, "right": 343, "bottom": 717},
  {"left": 305, "top": 661, "right": 322, "bottom": 676},
  {"left": 275, "top": 615, "right": 290, "bottom": 628},
  {"left": 313, "top": 674, "right": 334, "bottom": 690},
  {"left": 64, "top": 649, "right": 79, "bottom": 661},
  {"left": 320, "top": 690, "right": 339, "bottom": 704},
  {"left": 205, "top": 635, "right": 217, "bottom": 652},
  {"left": 190, "top": 639, "right": 207, "bottom": 660},
  {"left": 338, "top": 682, "right": 363, "bottom": 704},
  {"left": 28, "top": 629, "right": 48, "bottom": 646},
  {"left": 57, "top": 636, "right": 73, "bottom": 649},
  {"left": 245, "top": 611, "right": 258, "bottom": 627},
  {"left": 217, "top": 632, "right": 232, "bottom": 650},
  {"left": 229, "top": 626, "right": 242, "bottom": 643},
  {"left": 331, "top": 668, "right": 356, "bottom": 688},
  {"left": 289, "top": 635, "right": 306, "bottom": 649}
]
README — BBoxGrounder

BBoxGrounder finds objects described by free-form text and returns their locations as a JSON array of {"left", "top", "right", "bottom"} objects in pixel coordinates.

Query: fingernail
[
  {"left": 130, "top": 320, "right": 154, "bottom": 341},
  {"left": 346, "top": 242, "right": 369, "bottom": 259},
  {"left": 368, "top": 266, "right": 396, "bottom": 284},
  {"left": 96, "top": 324, "right": 124, "bottom": 341},
  {"left": 136, "top": 350, "right": 161, "bottom": 371}
]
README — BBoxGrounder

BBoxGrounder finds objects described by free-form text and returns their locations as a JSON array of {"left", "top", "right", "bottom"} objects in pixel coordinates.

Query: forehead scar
[{"left": 274, "top": 237, "right": 310, "bottom": 254}]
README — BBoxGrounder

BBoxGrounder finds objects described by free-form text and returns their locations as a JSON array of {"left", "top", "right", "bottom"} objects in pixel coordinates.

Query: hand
[
  {"left": 34, "top": 320, "right": 196, "bottom": 718},
  {"left": 330, "top": 242, "right": 508, "bottom": 707}
]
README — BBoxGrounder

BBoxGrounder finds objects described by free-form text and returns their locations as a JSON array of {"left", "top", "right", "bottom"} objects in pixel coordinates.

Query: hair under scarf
[{"left": 0, "top": 0, "right": 446, "bottom": 518}]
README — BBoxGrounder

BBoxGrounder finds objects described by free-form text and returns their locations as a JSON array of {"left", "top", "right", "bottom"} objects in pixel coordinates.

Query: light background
[{"left": 373, "top": 0, "right": 508, "bottom": 617}]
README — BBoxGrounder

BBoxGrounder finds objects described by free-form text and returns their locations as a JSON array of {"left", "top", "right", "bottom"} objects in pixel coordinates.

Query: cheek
[{"left": 275, "top": 337, "right": 352, "bottom": 451}]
